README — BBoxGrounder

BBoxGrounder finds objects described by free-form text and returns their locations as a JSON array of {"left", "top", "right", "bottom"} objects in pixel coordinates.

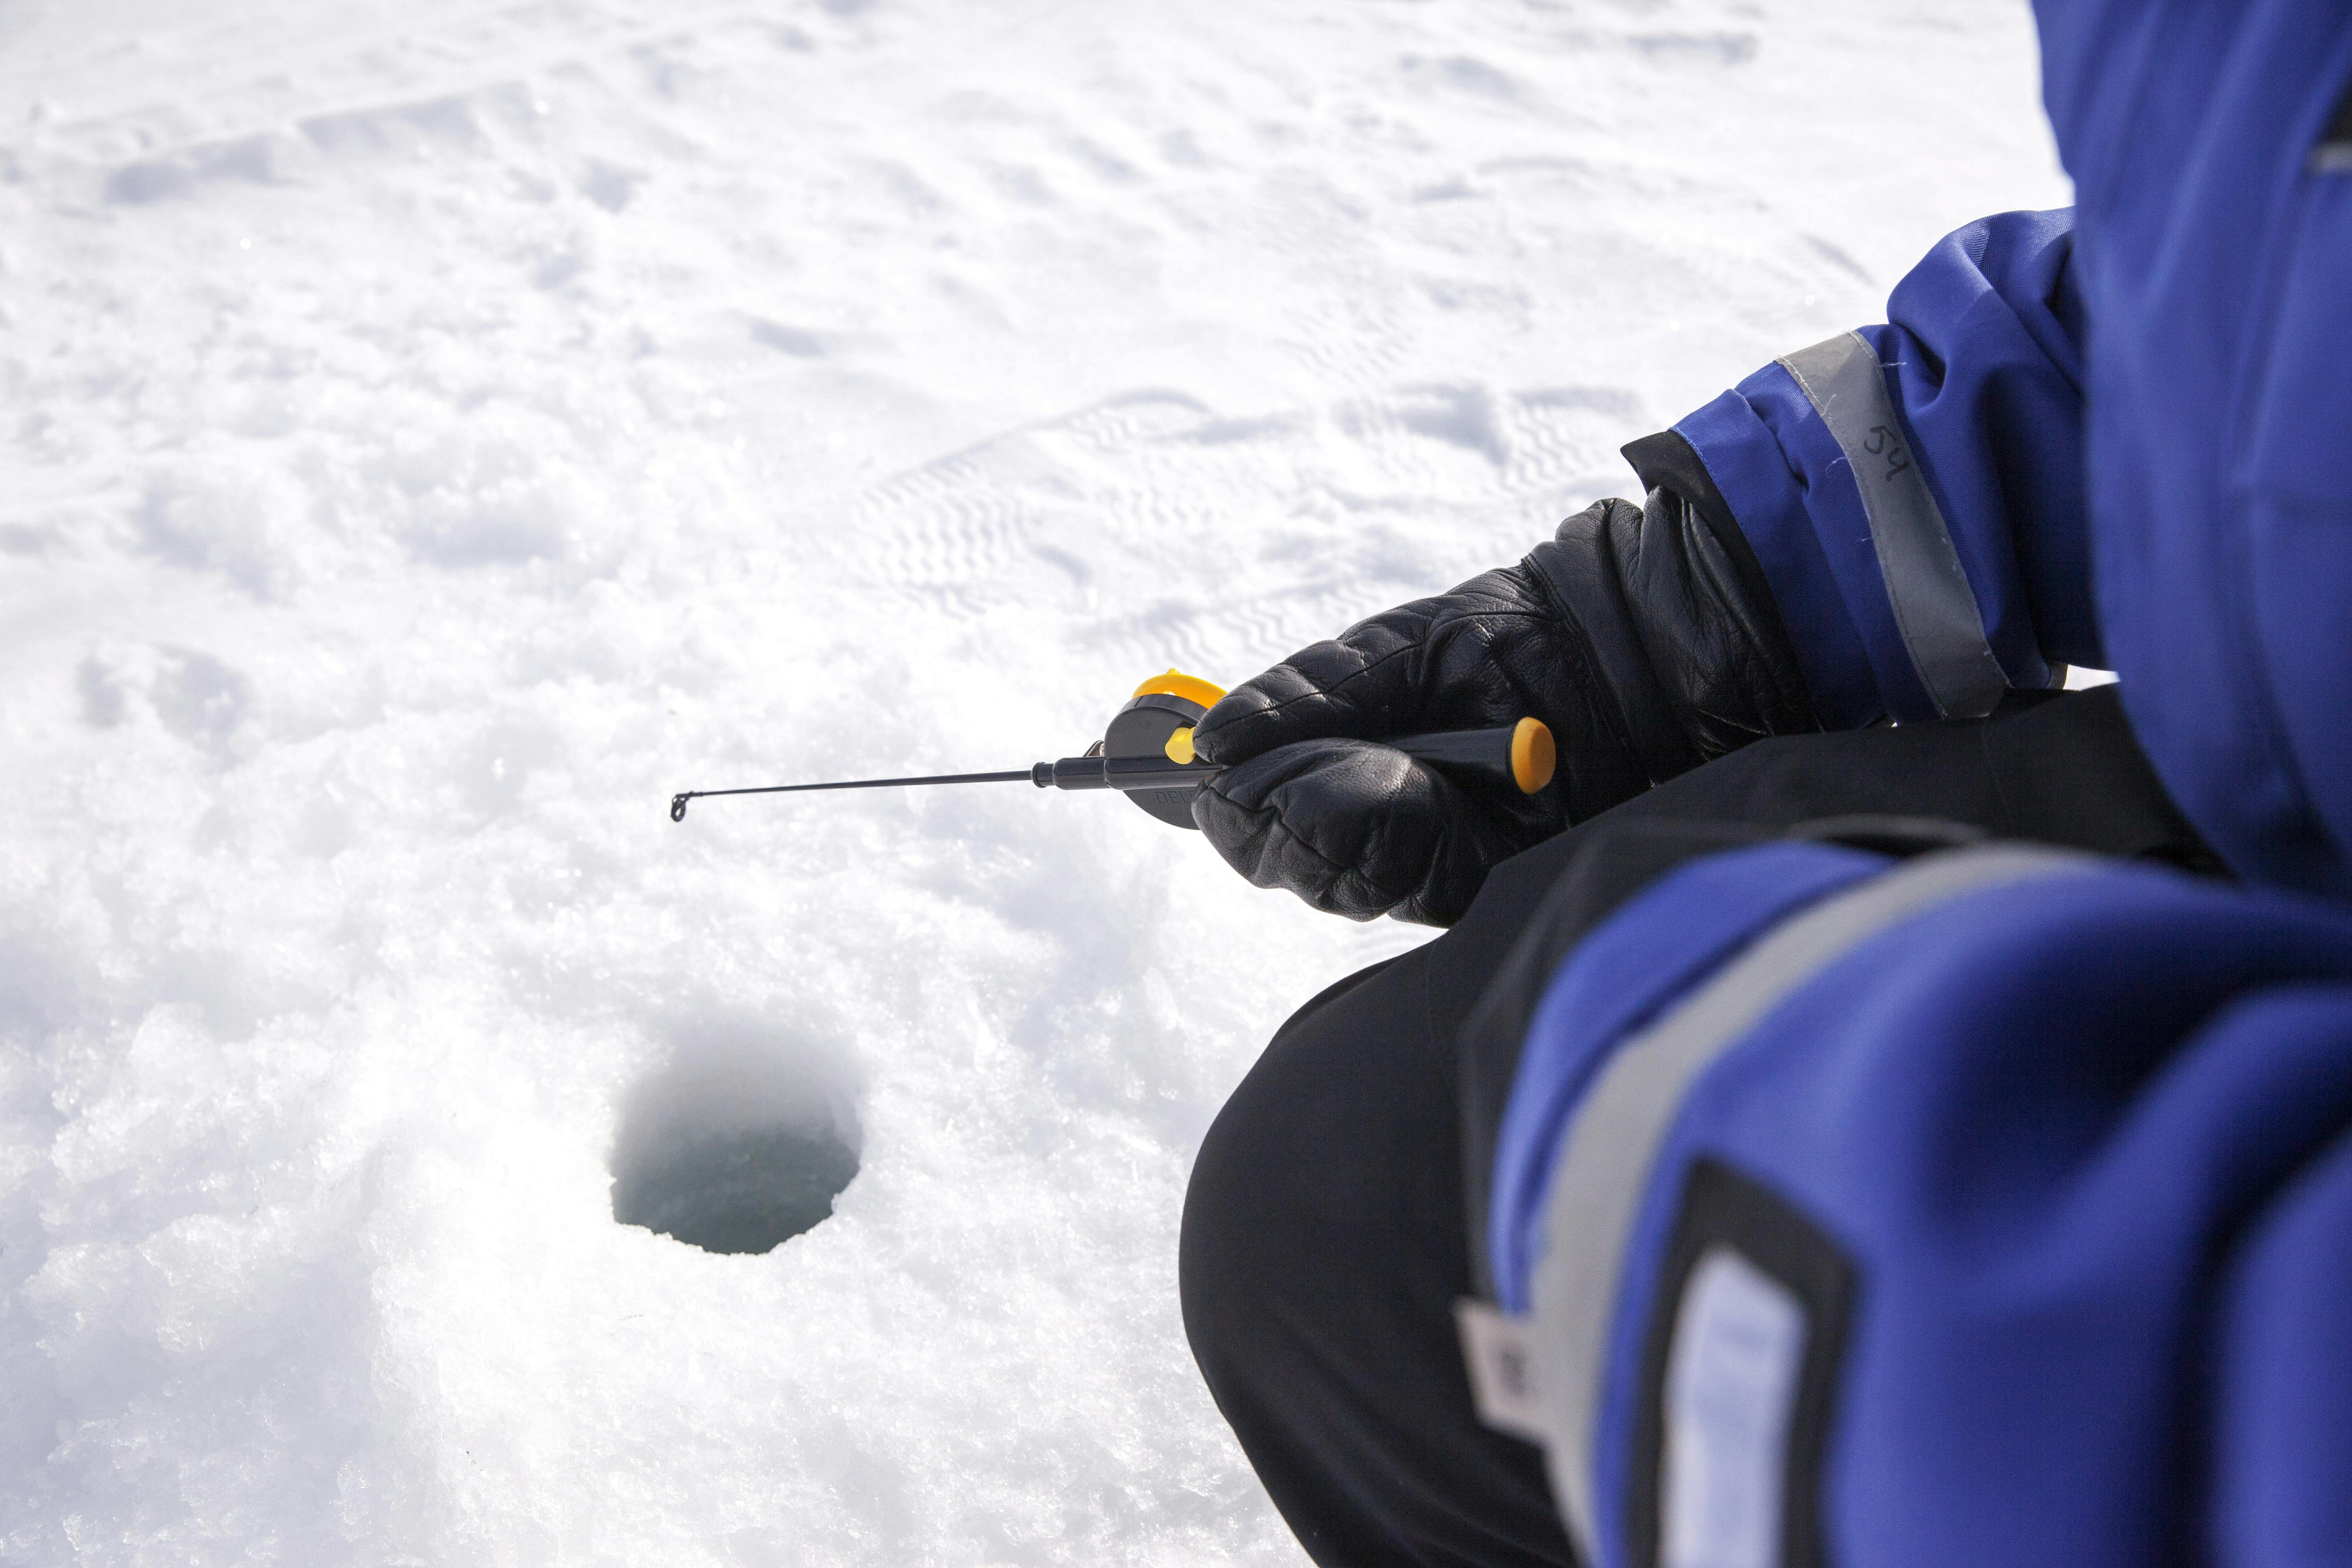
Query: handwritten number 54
[{"left": 1863, "top": 423, "right": 1912, "bottom": 478}]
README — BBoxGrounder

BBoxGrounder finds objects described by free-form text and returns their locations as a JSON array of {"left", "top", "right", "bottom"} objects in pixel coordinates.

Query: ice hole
[{"left": 611, "top": 1022, "right": 861, "bottom": 1256}]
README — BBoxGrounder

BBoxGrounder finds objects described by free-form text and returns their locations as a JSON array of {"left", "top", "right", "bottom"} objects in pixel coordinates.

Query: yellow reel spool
[{"left": 1132, "top": 670, "right": 1228, "bottom": 711}]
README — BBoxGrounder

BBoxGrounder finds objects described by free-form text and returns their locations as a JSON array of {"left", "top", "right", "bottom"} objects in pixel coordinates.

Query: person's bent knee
[{"left": 1179, "top": 1051, "right": 1305, "bottom": 1400}]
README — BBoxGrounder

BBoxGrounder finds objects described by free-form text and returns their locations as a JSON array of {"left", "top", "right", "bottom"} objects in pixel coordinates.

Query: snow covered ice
[{"left": 0, "top": 1, "right": 2068, "bottom": 1561}]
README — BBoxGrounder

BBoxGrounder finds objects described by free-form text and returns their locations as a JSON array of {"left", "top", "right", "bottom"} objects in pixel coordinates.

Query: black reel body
[{"left": 1106, "top": 689, "right": 1213, "bottom": 830}]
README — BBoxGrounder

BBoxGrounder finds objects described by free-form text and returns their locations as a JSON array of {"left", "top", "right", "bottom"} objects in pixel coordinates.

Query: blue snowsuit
[{"left": 1475, "top": 6, "right": 2352, "bottom": 1565}]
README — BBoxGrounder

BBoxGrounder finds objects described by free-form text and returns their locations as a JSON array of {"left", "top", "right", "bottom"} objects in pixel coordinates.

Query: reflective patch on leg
[
  {"left": 1661, "top": 1248, "right": 1808, "bottom": 1568},
  {"left": 1628, "top": 1159, "right": 1858, "bottom": 1568}
]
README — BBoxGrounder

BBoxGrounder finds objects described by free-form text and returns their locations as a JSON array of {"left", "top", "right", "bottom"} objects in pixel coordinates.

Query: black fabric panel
[{"left": 2321, "top": 71, "right": 2352, "bottom": 149}]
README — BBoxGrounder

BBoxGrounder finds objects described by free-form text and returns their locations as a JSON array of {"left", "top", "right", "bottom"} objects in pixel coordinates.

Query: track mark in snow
[
  {"left": 104, "top": 133, "right": 301, "bottom": 205},
  {"left": 1625, "top": 31, "right": 1761, "bottom": 65},
  {"left": 848, "top": 379, "right": 1636, "bottom": 681}
]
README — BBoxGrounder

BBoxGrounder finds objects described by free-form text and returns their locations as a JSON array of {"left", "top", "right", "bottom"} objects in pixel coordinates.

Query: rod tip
[{"left": 670, "top": 794, "right": 690, "bottom": 822}]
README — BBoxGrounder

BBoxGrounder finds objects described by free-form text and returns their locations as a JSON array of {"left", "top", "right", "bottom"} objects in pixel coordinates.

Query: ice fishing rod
[{"left": 669, "top": 671, "right": 1556, "bottom": 827}]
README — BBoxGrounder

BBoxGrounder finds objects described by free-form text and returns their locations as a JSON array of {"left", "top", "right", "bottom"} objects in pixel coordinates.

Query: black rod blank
[{"left": 669, "top": 720, "right": 1551, "bottom": 822}]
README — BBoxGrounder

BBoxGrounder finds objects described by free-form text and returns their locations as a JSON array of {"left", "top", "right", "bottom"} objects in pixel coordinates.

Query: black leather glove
[{"left": 1189, "top": 454, "right": 1820, "bottom": 925}]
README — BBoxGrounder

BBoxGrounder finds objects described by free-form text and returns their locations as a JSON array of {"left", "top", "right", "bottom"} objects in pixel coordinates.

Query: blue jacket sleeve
[{"left": 1667, "top": 210, "right": 2099, "bottom": 727}]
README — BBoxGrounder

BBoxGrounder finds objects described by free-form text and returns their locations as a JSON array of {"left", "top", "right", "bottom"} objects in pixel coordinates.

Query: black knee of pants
[
  {"left": 1179, "top": 963, "right": 1577, "bottom": 1568},
  {"left": 1180, "top": 835, "right": 1587, "bottom": 1568},
  {"left": 1178, "top": 689, "right": 2211, "bottom": 1568}
]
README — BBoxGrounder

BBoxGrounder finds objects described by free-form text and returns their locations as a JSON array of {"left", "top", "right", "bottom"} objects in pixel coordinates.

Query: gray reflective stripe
[
  {"left": 1525, "top": 845, "right": 2090, "bottom": 1562},
  {"left": 1778, "top": 331, "right": 2009, "bottom": 720}
]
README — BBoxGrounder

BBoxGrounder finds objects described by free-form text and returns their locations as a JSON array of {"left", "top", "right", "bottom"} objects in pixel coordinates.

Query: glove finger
[
  {"left": 1190, "top": 738, "right": 1532, "bottom": 925},
  {"left": 1191, "top": 566, "right": 1558, "bottom": 767},
  {"left": 1191, "top": 624, "right": 1427, "bottom": 768}
]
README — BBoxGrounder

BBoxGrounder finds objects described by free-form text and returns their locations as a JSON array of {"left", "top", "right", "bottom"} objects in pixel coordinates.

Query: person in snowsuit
[{"left": 1177, "top": 6, "right": 2352, "bottom": 1566}]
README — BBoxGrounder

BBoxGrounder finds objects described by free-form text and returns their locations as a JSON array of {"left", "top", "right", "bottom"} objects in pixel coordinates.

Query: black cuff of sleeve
[
  {"left": 1622, "top": 428, "right": 1732, "bottom": 530},
  {"left": 1621, "top": 427, "right": 1775, "bottom": 625}
]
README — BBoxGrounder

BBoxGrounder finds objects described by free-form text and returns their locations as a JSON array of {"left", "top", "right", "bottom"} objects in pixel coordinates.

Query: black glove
[{"left": 1189, "top": 455, "right": 1819, "bottom": 925}]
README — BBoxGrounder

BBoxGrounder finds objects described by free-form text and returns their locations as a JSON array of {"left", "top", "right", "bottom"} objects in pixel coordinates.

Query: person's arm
[
  {"left": 1657, "top": 206, "right": 2096, "bottom": 725},
  {"left": 1192, "top": 209, "right": 2101, "bottom": 922}
]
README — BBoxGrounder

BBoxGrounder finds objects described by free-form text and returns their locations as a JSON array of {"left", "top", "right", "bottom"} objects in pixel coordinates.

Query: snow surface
[{"left": 0, "top": 2, "right": 2068, "bottom": 1562}]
